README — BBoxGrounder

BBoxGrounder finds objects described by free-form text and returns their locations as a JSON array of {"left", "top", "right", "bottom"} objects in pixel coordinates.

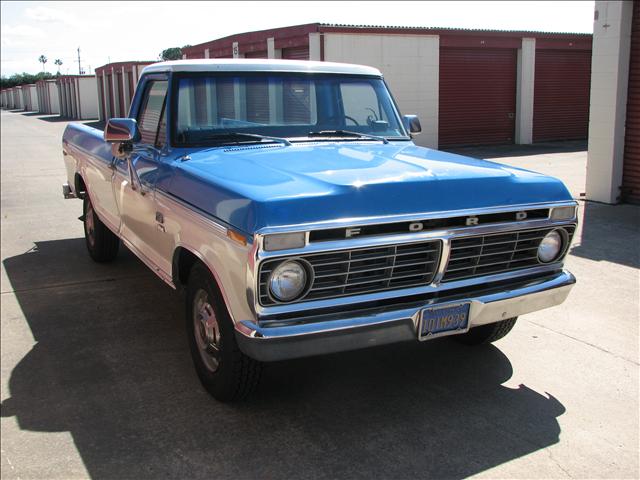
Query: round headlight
[
  {"left": 269, "top": 260, "right": 308, "bottom": 302},
  {"left": 538, "top": 230, "right": 563, "bottom": 263}
]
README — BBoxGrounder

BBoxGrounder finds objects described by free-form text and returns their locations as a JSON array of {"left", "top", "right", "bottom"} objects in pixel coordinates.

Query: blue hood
[{"left": 166, "top": 142, "right": 572, "bottom": 233}]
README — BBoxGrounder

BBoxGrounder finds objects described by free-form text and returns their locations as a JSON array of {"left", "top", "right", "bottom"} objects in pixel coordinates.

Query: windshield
[{"left": 172, "top": 73, "right": 408, "bottom": 146}]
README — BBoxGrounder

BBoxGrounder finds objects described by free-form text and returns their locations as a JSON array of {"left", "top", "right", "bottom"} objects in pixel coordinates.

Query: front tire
[
  {"left": 186, "top": 263, "right": 262, "bottom": 402},
  {"left": 83, "top": 195, "right": 119, "bottom": 262},
  {"left": 454, "top": 317, "right": 518, "bottom": 346}
]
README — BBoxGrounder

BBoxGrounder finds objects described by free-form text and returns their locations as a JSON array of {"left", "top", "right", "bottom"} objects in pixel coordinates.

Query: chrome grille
[
  {"left": 259, "top": 241, "right": 442, "bottom": 305},
  {"left": 443, "top": 226, "right": 576, "bottom": 282}
]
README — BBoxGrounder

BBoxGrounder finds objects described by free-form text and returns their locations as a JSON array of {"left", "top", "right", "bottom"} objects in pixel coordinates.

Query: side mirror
[
  {"left": 104, "top": 118, "right": 140, "bottom": 143},
  {"left": 403, "top": 115, "right": 422, "bottom": 134}
]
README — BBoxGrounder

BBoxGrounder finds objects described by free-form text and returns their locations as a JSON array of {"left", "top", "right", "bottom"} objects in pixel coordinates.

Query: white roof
[{"left": 142, "top": 59, "right": 382, "bottom": 76}]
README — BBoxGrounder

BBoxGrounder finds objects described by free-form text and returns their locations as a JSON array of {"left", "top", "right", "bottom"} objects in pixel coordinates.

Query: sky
[{"left": 1, "top": 1, "right": 595, "bottom": 77}]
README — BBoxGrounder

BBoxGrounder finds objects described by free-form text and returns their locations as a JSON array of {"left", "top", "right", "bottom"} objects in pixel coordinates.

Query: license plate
[{"left": 419, "top": 303, "right": 470, "bottom": 340}]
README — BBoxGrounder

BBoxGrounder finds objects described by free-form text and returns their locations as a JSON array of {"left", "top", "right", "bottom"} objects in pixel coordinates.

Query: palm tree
[
  {"left": 38, "top": 55, "right": 47, "bottom": 72},
  {"left": 54, "top": 59, "right": 62, "bottom": 74}
]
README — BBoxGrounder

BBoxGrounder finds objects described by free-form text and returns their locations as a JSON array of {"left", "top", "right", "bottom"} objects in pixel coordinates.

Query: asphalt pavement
[{"left": 1, "top": 110, "right": 638, "bottom": 479}]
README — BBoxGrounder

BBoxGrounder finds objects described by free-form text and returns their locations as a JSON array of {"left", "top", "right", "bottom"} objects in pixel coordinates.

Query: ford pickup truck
[{"left": 62, "top": 59, "right": 577, "bottom": 401}]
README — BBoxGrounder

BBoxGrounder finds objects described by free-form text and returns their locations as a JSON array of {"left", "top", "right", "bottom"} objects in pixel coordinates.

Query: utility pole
[{"left": 77, "top": 47, "right": 82, "bottom": 75}]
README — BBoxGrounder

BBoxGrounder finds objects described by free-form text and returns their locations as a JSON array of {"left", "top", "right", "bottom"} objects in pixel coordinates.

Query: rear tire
[
  {"left": 83, "top": 195, "right": 119, "bottom": 262},
  {"left": 454, "top": 317, "right": 518, "bottom": 346},
  {"left": 186, "top": 263, "right": 262, "bottom": 402}
]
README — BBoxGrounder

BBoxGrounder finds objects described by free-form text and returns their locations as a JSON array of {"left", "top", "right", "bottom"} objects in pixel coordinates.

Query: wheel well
[
  {"left": 172, "top": 247, "right": 201, "bottom": 287},
  {"left": 74, "top": 173, "right": 87, "bottom": 199}
]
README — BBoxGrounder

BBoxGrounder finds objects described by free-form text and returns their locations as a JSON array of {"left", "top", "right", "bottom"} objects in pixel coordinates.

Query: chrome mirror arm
[{"left": 127, "top": 157, "right": 148, "bottom": 196}]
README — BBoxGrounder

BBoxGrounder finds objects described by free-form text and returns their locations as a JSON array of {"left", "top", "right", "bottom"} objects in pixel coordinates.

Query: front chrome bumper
[
  {"left": 235, "top": 270, "right": 576, "bottom": 361},
  {"left": 62, "top": 182, "right": 76, "bottom": 199}
]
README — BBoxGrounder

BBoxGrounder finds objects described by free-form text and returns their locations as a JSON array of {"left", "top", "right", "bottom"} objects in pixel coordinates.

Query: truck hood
[{"left": 166, "top": 141, "right": 573, "bottom": 233}]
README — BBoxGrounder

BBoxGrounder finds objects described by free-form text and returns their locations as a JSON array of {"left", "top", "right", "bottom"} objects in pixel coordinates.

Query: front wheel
[
  {"left": 454, "top": 317, "right": 518, "bottom": 346},
  {"left": 83, "top": 195, "right": 119, "bottom": 262},
  {"left": 186, "top": 263, "right": 262, "bottom": 402}
]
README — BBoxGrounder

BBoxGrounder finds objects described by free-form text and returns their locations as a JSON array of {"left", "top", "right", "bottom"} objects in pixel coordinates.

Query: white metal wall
[
  {"left": 48, "top": 81, "right": 60, "bottom": 114},
  {"left": 324, "top": 33, "right": 440, "bottom": 148},
  {"left": 586, "top": 0, "right": 634, "bottom": 204},
  {"left": 77, "top": 77, "right": 99, "bottom": 119}
]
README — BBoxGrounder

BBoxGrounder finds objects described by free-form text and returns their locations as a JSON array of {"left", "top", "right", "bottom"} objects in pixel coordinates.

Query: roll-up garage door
[
  {"left": 246, "top": 78, "right": 269, "bottom": 124},
  {"left": 439, "top": 48, "right": 517, "bottom": 147},
  {"left": 244, "top": 51, "right": 268, "bottom": 59},
  {"left": 282, "top": 46, "right": 309, "bottom": 60},
  {"left": 623, "top": 1, "right": 640, "bottom": 204},
  {"left": 533, "top": 50, "right": 591, "bottom": 142}
]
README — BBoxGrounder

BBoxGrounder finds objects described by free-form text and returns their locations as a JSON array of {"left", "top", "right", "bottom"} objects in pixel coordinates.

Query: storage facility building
[
  {"left": 56, "top": 75, "right": 99, "bottom": 120},
  {"left": 182, "top": 23, "right": 592, "bottom": 149},
  {"left": 95, "top": 61, "right": 155, "bottom": 121},
  {"left": 36, "top": 79, "right": 60, "bottom": 115}
]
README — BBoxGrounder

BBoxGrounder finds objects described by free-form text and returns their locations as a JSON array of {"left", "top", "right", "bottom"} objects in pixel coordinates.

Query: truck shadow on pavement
[{"left": 2, "top": 238, "right": 566, "bottom": 479}]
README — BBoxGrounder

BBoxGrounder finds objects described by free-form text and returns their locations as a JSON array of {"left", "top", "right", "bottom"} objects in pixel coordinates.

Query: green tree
[
  {"left": 38, "top": 55, "right": 48, "bottom": 72},
  {"left": 1, "top": 71, "right": 56, "bottom": 89},
  {"left": 54, "top": 59, "right": 63, "bottom": 74},
  {"left": 160, "top": 47, "right": 182, "bottom": 61}
]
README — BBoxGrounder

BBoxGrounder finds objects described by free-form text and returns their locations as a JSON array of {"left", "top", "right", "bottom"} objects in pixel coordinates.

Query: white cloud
[
  {"left": 0, "top": 24, "right": 45, "bottom": 48},
  {"left": 1, "top": 24, "right": 45, "bottom": 37},
  {"left": 24, "top": 6, "right": 75, "bottom": 24}
]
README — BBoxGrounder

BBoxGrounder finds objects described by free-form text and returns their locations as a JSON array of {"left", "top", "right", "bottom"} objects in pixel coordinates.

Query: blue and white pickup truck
[{"left": 62, "top": 60, "right": 577, "bottom": 401}]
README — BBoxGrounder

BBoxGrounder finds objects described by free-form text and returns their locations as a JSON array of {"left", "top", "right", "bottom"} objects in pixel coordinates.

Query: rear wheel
[
  {"left": 83, "top": 195, "right": 119, "bottom": 262},
  {"left": 186, "top": 263, "right": 262, "bottom": 402},
  {"left": 454, "top": 317, "right": 518, "bottom": 346}
]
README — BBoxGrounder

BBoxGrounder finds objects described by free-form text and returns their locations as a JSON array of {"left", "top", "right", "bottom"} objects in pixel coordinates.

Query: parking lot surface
[{"left": 1, "top": 110, "right": 638, "bottom": 479}]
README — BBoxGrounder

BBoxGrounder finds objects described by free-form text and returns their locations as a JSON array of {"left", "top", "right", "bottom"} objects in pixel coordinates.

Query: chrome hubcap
[
  {"left": 193, "top": 289, "right": 221, "bottom": 372},
  {"left": 86, "top": 201, "right": 95, "bottom": 247}
]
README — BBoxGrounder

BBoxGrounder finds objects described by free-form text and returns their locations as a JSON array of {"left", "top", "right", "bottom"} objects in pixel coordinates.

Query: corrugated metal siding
[
  {"left": 282, "top": 46, "right": 309, "bottom": 60},
  {"left": 533, "top": 50, "right": 591, "bottom": 142},
  {"left": 622, "top": 1, "right": 640, "bottom": 204},
  {"left": 439, "top": 48, "right": 517, "bottom": 147}
]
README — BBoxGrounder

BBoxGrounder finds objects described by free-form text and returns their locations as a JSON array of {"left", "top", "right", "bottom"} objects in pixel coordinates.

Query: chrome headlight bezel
[{"left": 267, "top": 259, "right": 313, "bottom": 303}]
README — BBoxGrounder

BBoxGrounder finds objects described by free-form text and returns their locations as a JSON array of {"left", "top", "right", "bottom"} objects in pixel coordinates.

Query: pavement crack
[
  {"left": 546, "top": 448, "right": 574, "bottom": 478},
  {"left": 0, "top": 274, "right": 150, "bottom": 295},
  {"left": 528, "top": 320, "right": 639, "bottom": 366}
]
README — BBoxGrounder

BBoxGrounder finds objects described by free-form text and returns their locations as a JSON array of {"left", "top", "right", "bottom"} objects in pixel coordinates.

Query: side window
[
  {"left": 156, "top": 103, "right": 167, "bottom": 149},
  {"left": 340, "top": 82, "right": 386, "bottom": 125},
  {"left": 137, "top": 80, "right": 168, "bottom": 145}
]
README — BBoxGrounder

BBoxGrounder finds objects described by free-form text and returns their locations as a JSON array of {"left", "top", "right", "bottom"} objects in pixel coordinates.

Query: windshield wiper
[
  {"left": 307, "top": 130, "right": 389, "bottom": 144},
  {"left": 201, "top": 132, "right": 291, "bottom": 146}
]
